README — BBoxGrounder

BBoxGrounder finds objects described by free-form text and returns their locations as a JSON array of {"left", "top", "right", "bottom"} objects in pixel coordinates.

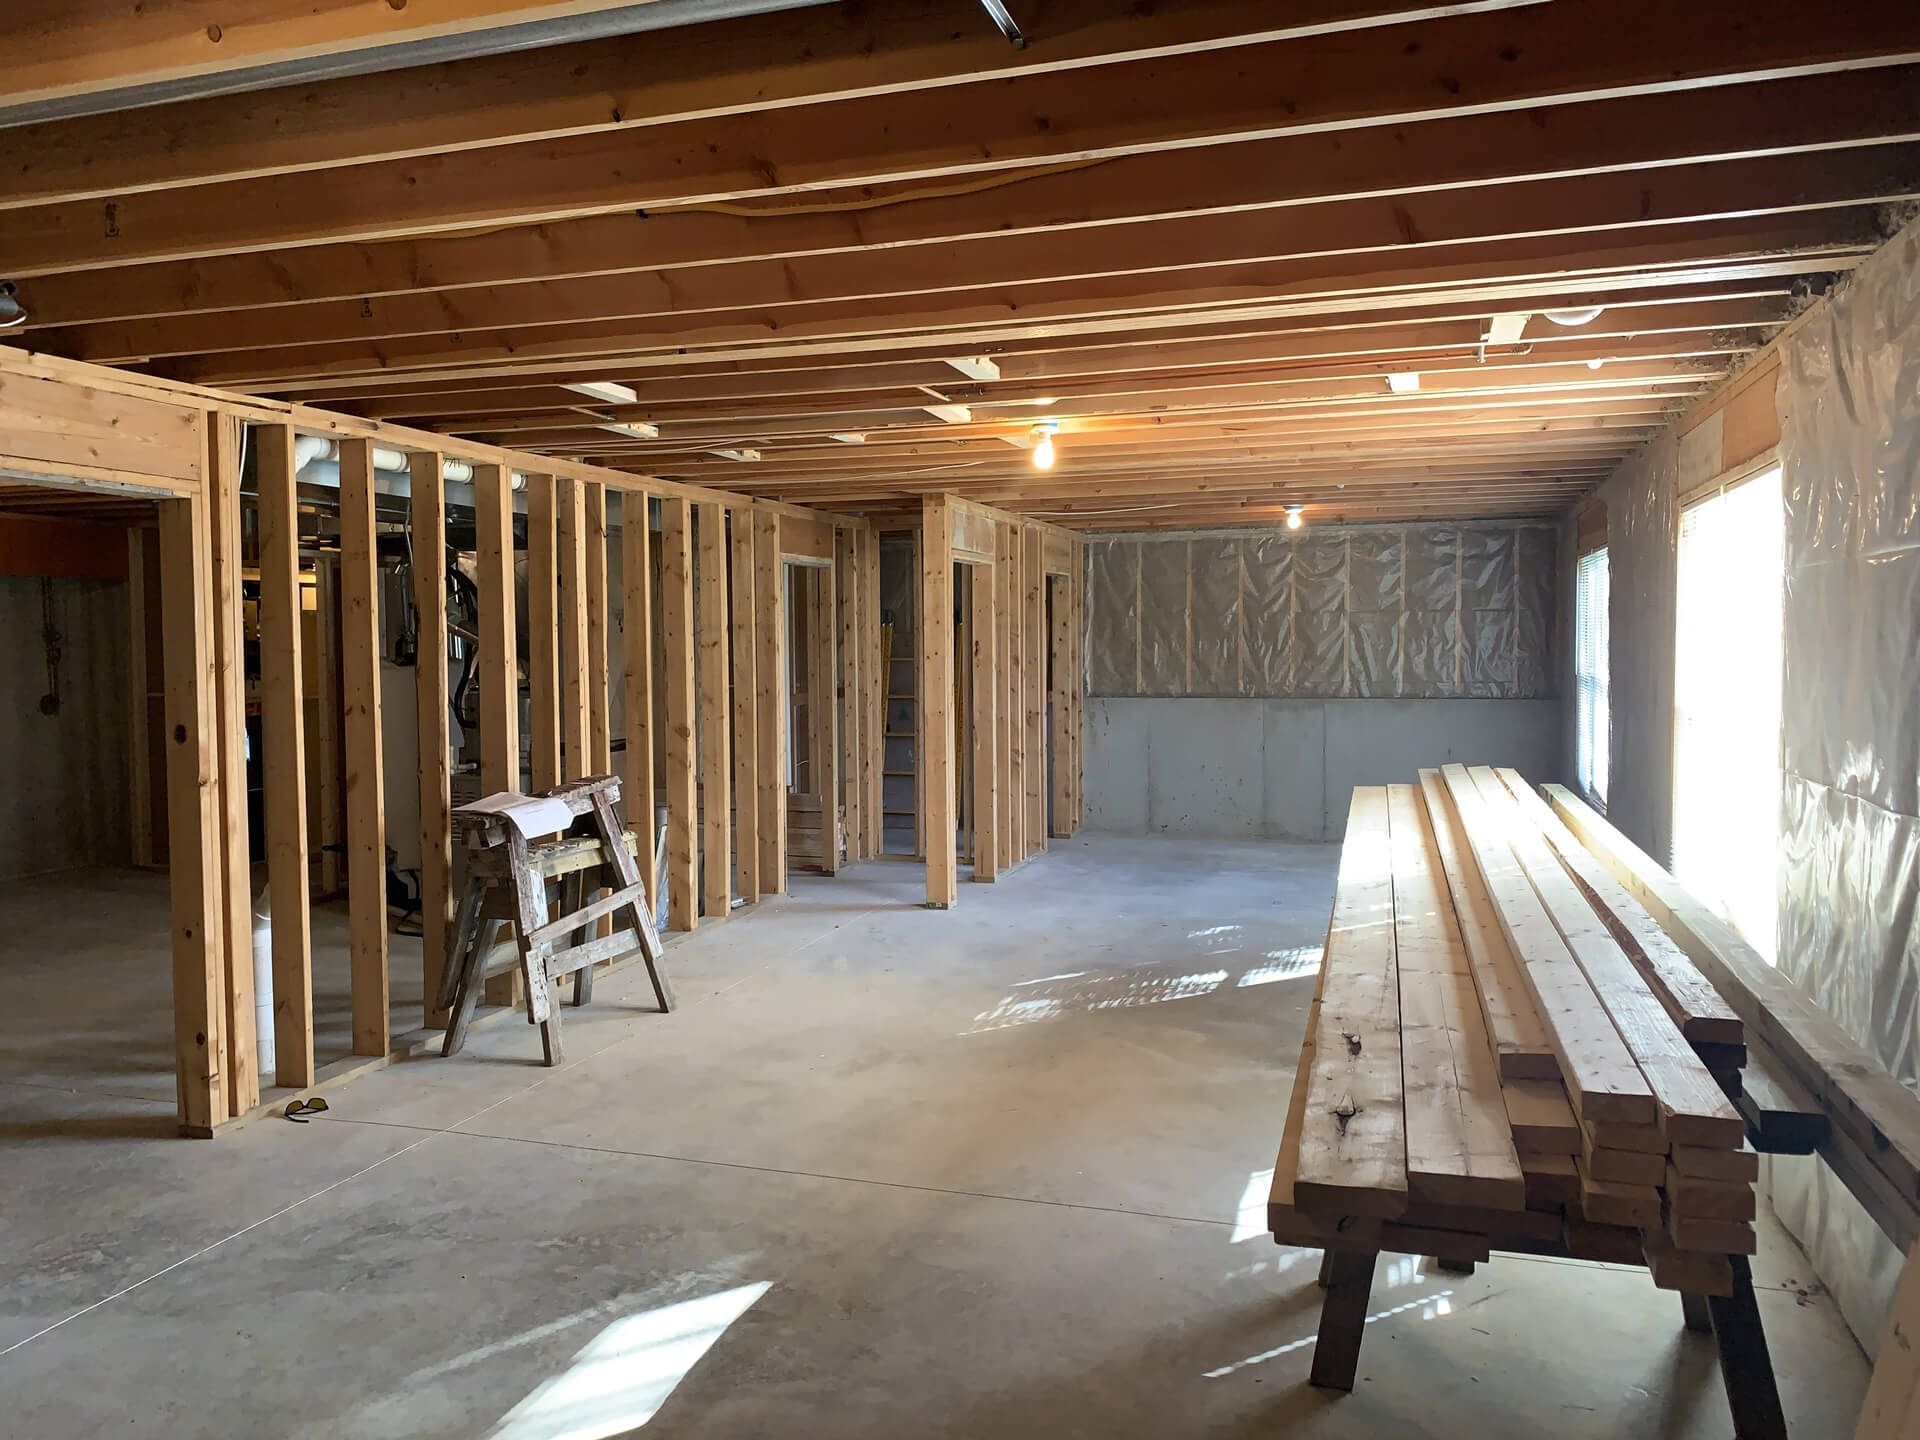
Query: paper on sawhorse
[{"left": 463, "top": 791, "right": 575, "bottom": 840}]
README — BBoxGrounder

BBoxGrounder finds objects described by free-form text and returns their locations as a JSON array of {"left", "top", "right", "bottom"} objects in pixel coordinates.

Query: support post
[
  {"left": 158, "top": 486, "right": 227, "bottom": 1134},
  {"left": 338, "top": 438, "right": 389, "bottom": 1057},
  {"left": 525, "top": 473, "right": 561, "bottom": 791},
  {"left": 921, "top": 496, "right": 956, "bottom": 907},
  {"left": 474, "top": 462, "right": 520, "bottom": 1005},
  {"left": 729, "top": 512, "right": 760, "bottom": 901},
  {"left": 863, "top": 525, "right": 883, "bottom": 861},
  {"left": 256, "top": 423, "right": 314, "bottom": 1088},
  {"left": 660, "top": 497, "right": 698, "bottom": 931},
  {"left": 620, "top": 493, "right": 657, "bottom": 916},
  {"left": 1023, "top": 527, "right": 1046, "bottom": 854},
  {"left": 970, "top": 554, "right": 998, "bottom": 882},
  {"left": 695, "top": 501, "right": 732, "bottom": 915},
  {"left": 809, "top": 563, "right": 838, "bottom": 875},
  {"left": 585, "top": 482, "right": 611, "bottom": 778},
  {"left": 753, "top": 513, "right": 786, "bottom": 894},
  {"left": 558, "top": 475, "right": 590, "bottom": 782},
  {"left": 207, "top": 413, "right": 255, "bottom": 1112},
  {"left": 411, "top": 451, "right": 454, "bottom": 1029}
]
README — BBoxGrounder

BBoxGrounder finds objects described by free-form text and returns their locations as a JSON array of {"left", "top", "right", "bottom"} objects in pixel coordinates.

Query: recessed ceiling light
[{"left": 1545, "top": 306, "right": 1605, "bottom": 327}]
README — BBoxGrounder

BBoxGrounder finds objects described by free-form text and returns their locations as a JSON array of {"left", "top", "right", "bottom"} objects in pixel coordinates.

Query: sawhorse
[{"left": 438, "top": 775, "right": 671, "bottom": 1065}]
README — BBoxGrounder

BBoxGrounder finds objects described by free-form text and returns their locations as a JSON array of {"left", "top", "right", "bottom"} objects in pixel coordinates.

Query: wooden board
[
  {"left": 1481, "top": 769, "right": 1741, "bottom": 1148},
  {"left": 256, "top": 423, "right": 314, "bottom": 1087},
  {"left": 1495, "top": 767, "right": 1740, "bottom": 1045},
  {"left": 525, "top": 474, "right": 561, "bottom": 790},
  {"left": 410, "top": 451, "right": 454, "bottom": 1030},
  {"left": 1855, "top": 1244, "right": 1920, "bottom": 1440},
  {"left": 1503, "top": 1078, "right": 1580, "bottom": 1156},
  {"left": 660, "top": 496, "right": 698, "bottom": 931},
  {"left": 1388, "top": 783, "right": 1525, "bottom": 1212},
  {"left": 1545, "top": 785, "right": 1920, "bottom": 1225},
  {"left": 730, "top": 512, "right": 761, "bottom": 901},
  {"left": 1293, "top": 787, "right": 1407, "bottom": 1221},
  {"left": 337, "top": 438, "right": 389, "bottom": 1058},
  {"left": 1419, "top": 768, "right": 1559, "bottom": 1081},
  {"left": 1441, "top": 764, "right": 1653, "bottom": 1126},
  {"left": 157, "top": 490, "right": 226, "bottom": 1132},
  {"left": 206, "top": 415, "right": 255, "bottom": 1115},
  {"left": 752, "top": 511, "right": 787, "bottom": 894},
  {"left": 921, "top": 496, "right": 957, "bottom": 906},
  {"left": 620, "top": 492, "right": 656, "bottom": 915},
  {"left": 968, "top": 556, "right": 998, "bottom": 882}
]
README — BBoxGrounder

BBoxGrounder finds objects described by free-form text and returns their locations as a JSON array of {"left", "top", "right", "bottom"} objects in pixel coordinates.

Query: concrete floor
[{"left": 0, "top": 837, "right": 1870, "bottom": 1438}]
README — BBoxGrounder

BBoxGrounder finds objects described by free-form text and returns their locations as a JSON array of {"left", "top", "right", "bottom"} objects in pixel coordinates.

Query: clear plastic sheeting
[
  {"left": 1771, "top": 221, "right": 1920, "bottom": 1350},
  {"left": 1589, "top": 430, "right": 1681, "bottom": 866},
  {"left": 1085, "top": 521, "right": 1557, "bottom": 700}
]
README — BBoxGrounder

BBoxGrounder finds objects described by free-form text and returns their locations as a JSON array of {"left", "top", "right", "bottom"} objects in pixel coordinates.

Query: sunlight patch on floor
[{"left": 488, "top": 1282, "right": 772, "bottom": 1440}]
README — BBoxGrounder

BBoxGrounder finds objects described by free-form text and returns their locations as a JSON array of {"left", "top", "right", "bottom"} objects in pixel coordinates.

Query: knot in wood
[{"left": 1342, "top": 1031, "right": 1363, "bottom": 1056}]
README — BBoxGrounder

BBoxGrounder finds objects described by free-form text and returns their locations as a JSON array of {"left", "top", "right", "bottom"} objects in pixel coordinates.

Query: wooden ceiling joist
[{"left": 6, "top": 0, "right": 1914, "bottom": 528}]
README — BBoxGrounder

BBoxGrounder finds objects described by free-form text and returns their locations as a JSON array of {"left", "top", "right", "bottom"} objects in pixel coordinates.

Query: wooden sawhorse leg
[
  {"left": 1707, "top": 1255, "right": 1787, "bottom": 1440},
  {"left": 1680, "top": 1290, "right": 1712, "bottom": 1334},
  {"left": 1309, "top": 1249, "right": 1378, "bottom": 1392}
]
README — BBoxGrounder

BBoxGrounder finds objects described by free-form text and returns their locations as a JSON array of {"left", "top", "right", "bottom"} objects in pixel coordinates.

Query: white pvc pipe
[
  {"left": 252, "top": 884, "right": 275, "bottom": 1084},
  {"left": 295, "top": 436, "right": 520, "bottom": 489}
]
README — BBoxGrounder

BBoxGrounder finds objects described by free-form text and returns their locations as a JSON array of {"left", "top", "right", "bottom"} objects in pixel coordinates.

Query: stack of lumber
[
  {"left": 1270, "top": 764, "right": 1753, "bottom": 1293},
  {"left": 1543, "top": 784, "right": 1920, "bottom": 1255}
]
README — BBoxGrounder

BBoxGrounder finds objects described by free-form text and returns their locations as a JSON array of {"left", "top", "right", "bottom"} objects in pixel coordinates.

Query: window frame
[{"left": 1573, "top": 544, "right": 1610, "bottom": 810}]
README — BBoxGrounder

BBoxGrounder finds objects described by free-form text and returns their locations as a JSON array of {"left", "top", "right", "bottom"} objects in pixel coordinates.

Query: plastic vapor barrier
[
  {"left": 1084, "top": 521, "right": 1556, "bottom": 700},
  {"left": 1770, "top": 222, "right": 1920, "bottom": 1348}
]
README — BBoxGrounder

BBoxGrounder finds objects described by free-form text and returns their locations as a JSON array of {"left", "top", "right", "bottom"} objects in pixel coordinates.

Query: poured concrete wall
[{"left": 1084, "top": 696, "right": 1562, "bottom": 841}]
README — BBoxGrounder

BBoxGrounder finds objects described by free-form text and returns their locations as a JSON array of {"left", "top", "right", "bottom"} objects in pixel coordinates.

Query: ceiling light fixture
[
  {"left": 943, "top": 356, "right": 1001, "bottom": 381},
  {"left": 1386, "top": 371, "right": 1421, "bottom": 394},
  {"left": 565, "top": 379, "right": 638, "bottom": 405},
  {"left": 1284, "top": 504, "right": 1306, "bottom": 531},
  {"left": 1545, "top": 305, "right": 1605, "bottom": 327},
  {"left": 1030, "top": 421, "right": 1059, "bottom": 471}
]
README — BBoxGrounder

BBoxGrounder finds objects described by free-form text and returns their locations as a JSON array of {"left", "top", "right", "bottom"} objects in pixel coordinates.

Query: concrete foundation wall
[
  {"left": 0, "top": 575, "right": 130, "bottom": 879},
  {"left": 1085, "top": 695, "right": 1563, "bottom": 841}
]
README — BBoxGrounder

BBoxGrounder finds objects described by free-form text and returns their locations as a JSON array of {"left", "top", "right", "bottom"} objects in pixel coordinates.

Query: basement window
[
  {"left": 1574, "top": 547, "right": 1610, "bottom": 807},
  {"left": 1671, "top": 465, "right": 1784, "bottom": 963}
]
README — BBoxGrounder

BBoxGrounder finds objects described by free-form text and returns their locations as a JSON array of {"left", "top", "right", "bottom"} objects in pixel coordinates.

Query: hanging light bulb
[
  {"left": 1285, "top": 504, "right": 1305, "bottom": 531},
  {"left": 1030, "top": 421, "right": 1058, "bottom": 470}
]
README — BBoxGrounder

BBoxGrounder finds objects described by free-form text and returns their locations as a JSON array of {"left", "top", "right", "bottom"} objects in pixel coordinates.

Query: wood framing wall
[
  {"left": 0, "top": 343, "right": 894, "bottom": 1136},
  {"left": 918, "top": 493, "right": 1085, "bottom": 908}
]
